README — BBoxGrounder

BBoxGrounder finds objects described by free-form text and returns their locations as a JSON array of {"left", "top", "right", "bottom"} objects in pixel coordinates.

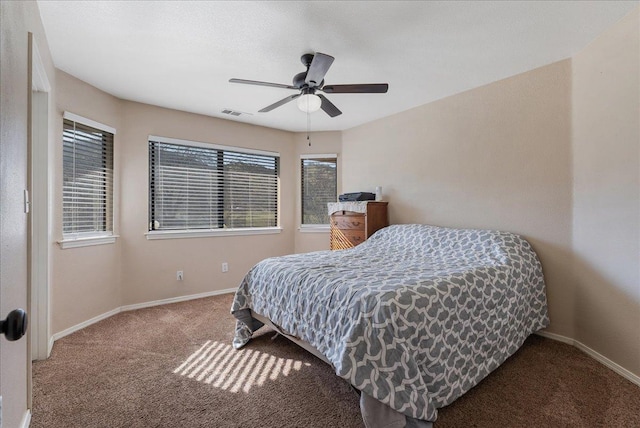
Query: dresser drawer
[
  {"left": 331, "top": 214, "right": 365, "bottom": 230},
  {"left": 331, "top": 228, "right": 365, "bottom": 248}
]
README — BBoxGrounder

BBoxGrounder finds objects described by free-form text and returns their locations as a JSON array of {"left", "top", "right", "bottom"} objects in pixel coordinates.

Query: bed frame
[{"left": 251, "top": 310, "right": 331, "bottom": 365}]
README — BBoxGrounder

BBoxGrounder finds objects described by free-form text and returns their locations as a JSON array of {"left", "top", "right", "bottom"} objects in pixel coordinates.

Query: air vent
[{"left": 221, "top": 109, "right": 243, "bottom": 116}]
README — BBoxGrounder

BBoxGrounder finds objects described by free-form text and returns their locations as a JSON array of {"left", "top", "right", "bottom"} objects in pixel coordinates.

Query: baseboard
[
  {"left": 48, "top": 335, "right": 54, "bottom": 357},
  {"left": 20, "top": 409, "right": 31, "bottom": 428},
  {"left": 535, "top": 331, "right": 640, "bottom": 387},
  {"left": 52, "top": 307, "right": 122, "bottom": 342},
  {"left": 535, "top": 330, "right": 575, "bottom": 345},
  {"left": 51, "top": 289, "right": 236, "bottom": 344},
  {"left": 120, "top": 288, "right": 237, "bottom": 312},
  {"left": 573, "top": 340, "right": 640, "bottom": 387}
]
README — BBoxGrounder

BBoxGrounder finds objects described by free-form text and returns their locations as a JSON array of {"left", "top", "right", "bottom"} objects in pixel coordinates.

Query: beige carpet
[{"left": 32, "top": 294, "right": 640, "bottom": 427}]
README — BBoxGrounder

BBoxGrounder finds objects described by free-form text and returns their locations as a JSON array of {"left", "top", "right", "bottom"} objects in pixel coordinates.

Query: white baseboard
[
  {"left": 573, "top": 340, "right": 640, "bottom": 388},
  {"left": 120, "top": 288, "right": 237, "bottom": 312},
  {"left": 51, "top": 288, "right": 236, "bottom": 344},
  {"left": 535, "top": 330, "right": 640, "bottom": 387},
  {"left": 535, "top": 330, "right": 574, "bottom": 345},
  {"left": 52, "top": 307, "right": 122, "bottom": 342},
  {"left": 20, "top": 409, "right": 31, "bottom": 428}
]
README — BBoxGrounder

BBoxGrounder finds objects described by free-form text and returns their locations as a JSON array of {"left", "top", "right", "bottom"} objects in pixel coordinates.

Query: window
[
  {"left": 62, "top": 113, "right": 114, "bottom": 238},
  {"left": 149, "top": 137, "right": 279, "bottom": 233},
  {"left": 301, "top": 155, "right": 337, "bottom": 226}
]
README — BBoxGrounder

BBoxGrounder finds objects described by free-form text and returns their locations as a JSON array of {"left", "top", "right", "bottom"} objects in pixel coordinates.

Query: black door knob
[{"left": 1, "top": 309, "right": 28, "bottom": 341}]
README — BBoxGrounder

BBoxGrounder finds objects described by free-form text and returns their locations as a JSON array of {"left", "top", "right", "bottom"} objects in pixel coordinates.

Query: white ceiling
[{"left": 37, "top": 1, "right": 638, "bottom": 133}]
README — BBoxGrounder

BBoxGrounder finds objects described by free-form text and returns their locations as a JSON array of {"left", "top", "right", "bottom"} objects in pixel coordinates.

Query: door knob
[{"left": 1, "top": 309, "right": 28, "bottom": 341}]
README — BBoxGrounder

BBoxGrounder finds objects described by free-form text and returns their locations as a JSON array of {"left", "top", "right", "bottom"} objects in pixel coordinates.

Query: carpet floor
[{"left": 32, "top": 293, "right": 640, "bottom": 427}]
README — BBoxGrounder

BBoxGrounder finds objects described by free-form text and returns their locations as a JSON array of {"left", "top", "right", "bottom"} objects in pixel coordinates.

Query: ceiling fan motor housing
[
  {"left": 293, "top": 72, "right": 307, "bottom": 88},
  {"left": 293, "top": 53, "right": 326, "bottom": 88},
  {"left": 293, "top": 72, "right": 323, "bottom": 89}
]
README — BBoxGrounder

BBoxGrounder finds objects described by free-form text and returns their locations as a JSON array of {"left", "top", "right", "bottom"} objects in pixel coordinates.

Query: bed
[{"left": 231, "top": 224, "right": 549, "bottom": 427}]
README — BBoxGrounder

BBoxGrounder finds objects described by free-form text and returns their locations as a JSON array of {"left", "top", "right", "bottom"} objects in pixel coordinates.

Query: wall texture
[
  {"left": 0, "top": 1, "right": 56, "bottom": 426},
  {"left": 52, "top": 71, "right": 123, "bottom": 334},
  {"left": 572, "top": 8, "right": 639, "bottom": 376},
  {"left": 342, "top": 59, "right": 576, "bottom": 338}
]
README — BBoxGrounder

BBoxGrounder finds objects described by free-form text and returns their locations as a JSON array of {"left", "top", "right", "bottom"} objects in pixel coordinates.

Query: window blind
[
  {"left": 301, "top": 158, "right": 337, "bottom": 225},
  {"left": 62, "top": 118, "right": 114, "bottom": 235},
  {"left": 149, "top": 140, "right": 279, "bottom": 231}
]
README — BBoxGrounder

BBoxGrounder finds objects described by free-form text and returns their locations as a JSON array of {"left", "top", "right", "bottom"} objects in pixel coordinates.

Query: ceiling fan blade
[
  {"left": 322, "top": 83, "right": 389, "bottom": 94},
  {"left": 305, "top": 53, "right": 335, "bottom": 87},
  {"left": 259, "top": 93, "right": 301, "bottom": 113},
  {"left": 318, "top": 94, "right": 342, "bottom": 117},
  {"left": 229, "top": 78, "right": 298, "bottom": 90}
]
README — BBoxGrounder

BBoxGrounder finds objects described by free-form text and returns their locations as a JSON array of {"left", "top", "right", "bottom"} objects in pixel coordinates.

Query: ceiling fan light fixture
[{"left": 297, "top": 93, "right": 322, "bottom": 113}]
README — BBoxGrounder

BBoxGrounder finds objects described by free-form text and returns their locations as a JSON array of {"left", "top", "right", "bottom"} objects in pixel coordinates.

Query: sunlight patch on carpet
[{"left": 174, "top": 340, "right": 311, "bottom": 393}]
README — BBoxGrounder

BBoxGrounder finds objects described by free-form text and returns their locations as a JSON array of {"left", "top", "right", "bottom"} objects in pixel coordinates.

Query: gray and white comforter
[{"left": 231, "top": 224, "right": 549, "bottom": 422}]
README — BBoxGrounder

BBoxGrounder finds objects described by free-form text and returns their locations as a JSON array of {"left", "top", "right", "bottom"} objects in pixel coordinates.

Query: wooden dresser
[{"left": 329, "top": 201, "right": 389, "bottom": 250}]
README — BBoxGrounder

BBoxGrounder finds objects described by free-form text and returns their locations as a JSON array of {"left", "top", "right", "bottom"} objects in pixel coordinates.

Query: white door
[{"left": 0, "top": 11, "right": 32, "bottom": 428}]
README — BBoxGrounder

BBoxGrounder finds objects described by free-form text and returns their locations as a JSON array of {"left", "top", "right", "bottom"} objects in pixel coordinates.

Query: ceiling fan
[{"left": 229, "top": 52, "right": 388, "bottom": 117}]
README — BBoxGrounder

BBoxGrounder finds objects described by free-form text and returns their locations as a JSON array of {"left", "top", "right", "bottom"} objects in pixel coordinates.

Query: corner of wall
[{"left": 570, "top": 5, "right": 640, "bottom": 377}]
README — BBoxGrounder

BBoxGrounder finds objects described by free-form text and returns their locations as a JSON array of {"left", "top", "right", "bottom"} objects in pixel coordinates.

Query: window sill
[
  {"left": 299, "top": 225, "right": 330, "bottom": 233},
  {"left": 145, "top": 227, "right": 282, "bottom": 240},
  {"left": 58, "top": 234, "right": 118, "bottom": 249}
]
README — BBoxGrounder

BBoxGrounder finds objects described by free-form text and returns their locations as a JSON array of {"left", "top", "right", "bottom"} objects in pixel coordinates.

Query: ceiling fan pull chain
[{"left": 307, "top": 111, "right": 311, "bottom": 146}]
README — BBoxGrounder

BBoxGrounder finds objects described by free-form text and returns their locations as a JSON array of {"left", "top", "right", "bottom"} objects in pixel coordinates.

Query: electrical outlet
[
  {"left": 222, "top": 262, "right": 228, "bottom": 273},
  {"left": 177, "top": 270, "right": 184, "bottom": 281}
]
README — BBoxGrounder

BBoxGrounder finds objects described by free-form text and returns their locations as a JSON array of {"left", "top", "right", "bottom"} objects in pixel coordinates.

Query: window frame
[
  {"left": 146, "top": 135, "right": 281, "bottom": 240},
  {"left": 300, "top": 154, "right": 338, "bottom": 232},
  {"left": 58, "top": 112, "right": 117, "bottom": 249}
]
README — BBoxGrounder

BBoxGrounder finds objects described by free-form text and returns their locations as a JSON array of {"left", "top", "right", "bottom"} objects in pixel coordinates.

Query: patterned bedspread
[{"left": 231, "top": 224, "right": 549, "bottom": 422}]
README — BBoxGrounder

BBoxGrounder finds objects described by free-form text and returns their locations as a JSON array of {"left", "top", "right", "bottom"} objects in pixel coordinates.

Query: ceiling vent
[{"left": 221, "top": 109, "right": 244, "bottom": 116}]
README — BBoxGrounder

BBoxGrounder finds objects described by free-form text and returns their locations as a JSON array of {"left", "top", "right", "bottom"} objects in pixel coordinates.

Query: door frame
[{"left": 28, "top": 33, "right": 51, "bottom": 365}]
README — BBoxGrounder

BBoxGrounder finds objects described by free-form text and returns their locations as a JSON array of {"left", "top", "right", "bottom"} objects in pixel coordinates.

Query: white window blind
[
  {"left": 301, "top": 157, "right": 337, "bottom": 225},
  {"left": 149, "top": 140, "right": 279, "bottom": 231},
  {"left": 62, "top": 118, "right": 114, "bottom": 236}
]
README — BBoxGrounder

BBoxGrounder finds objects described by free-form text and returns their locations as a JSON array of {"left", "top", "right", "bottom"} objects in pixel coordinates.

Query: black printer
[{"left": 338, "top": 192, "right": 376, "bottom": 202}]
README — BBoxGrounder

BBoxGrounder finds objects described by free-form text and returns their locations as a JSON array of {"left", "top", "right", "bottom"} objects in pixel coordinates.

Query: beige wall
[
  {"left": 51, "top": 77, "right": 341, "bottom": 327},
  {"left": 0, "top": 1, "right": 56, "bottom": 425},
  {"left": 118, "top": 102, "right": 296, "bottom": 306},
  {"left": 52, "top": 74, "right": 297, "bottom": 328},
  {"left": 572, "top": 8, "right": 640, "bottom": 375},
  {"left": 293, "top": 131, "right": 342, "bottom": 253},
  {"left": 342, "top": 59, "right": 576, "bottom": 338},
  {"left": 52, "top": 71, "right": 123, "bottom": 334}
]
